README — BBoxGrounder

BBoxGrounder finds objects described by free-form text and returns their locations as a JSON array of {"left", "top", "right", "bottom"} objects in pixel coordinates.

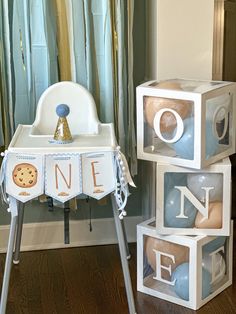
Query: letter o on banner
[
  {"left": 213, "top": 106, "right": 229, "bottom": 140},
  {"left": 153, "top": 108, "right": 184, "bottom": 143}
]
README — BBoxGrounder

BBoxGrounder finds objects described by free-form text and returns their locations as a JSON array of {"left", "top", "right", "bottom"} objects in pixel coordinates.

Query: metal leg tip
[{"left": 13, "top": 259, "right": 20, "bottom": 265}]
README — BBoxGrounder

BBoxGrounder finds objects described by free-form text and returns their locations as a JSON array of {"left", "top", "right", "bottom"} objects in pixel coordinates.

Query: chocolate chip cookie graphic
[{"left": 12, "top": 163, "right": 38, "bottom": 188}]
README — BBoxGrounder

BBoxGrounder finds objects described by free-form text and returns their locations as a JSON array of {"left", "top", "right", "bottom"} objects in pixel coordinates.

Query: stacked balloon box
[
  {"left": 136, "top": 79, "right": 236, "bottom": 310},
  {"left": 137, "top": 218, "right": 233, "bottom": 310},
  {"left": 155, "top": 158, "right": 231, "bottom": 236},
  {"left": 137, "top": 79, "right": 236, "bottom": 169}
]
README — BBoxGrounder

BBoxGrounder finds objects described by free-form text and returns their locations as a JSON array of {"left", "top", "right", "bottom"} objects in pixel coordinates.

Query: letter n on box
[
  {"left": 137, "top": 218, "right": 233, "bottom": 310},
  {"left": 156, "top": 158, "right": 231, "bottom": 236}
]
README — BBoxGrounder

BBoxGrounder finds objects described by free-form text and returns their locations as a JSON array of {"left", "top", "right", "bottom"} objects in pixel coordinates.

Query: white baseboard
[{"left": 0, "top": 216, "right": 142, "bottom": 253}]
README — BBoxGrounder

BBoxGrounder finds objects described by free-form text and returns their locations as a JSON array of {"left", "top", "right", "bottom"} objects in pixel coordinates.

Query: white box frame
[
  {"left": 136, "top": 80, "right": 236, "bottom": 169},
  {"left": 156, "top": 158, "right": 231, "bottom": 236},
  {"left": 137, "top": 218, "right": 233, "bottom": 310}
]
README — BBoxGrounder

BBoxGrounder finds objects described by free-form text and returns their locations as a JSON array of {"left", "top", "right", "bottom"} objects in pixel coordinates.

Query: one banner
[
  {"left": 81, "top": 152, "right": 116, "bottom": 199},
  {"left": 6, "top": 153, "right": 44, "bottom": 203},
  {"left": 45, "top": 154, "right": 82, "bottom": 202}
]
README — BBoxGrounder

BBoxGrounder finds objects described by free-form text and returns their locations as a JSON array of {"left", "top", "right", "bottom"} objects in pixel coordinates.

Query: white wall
[{"left": 146, "top": 0, "right": 215, "bottom": 80}]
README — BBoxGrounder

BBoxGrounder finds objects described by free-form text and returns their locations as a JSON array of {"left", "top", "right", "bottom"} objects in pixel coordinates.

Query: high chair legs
[
  {"left": 64, "top": 201, "right": 70, "bottom": 244},
  {"left": 13, "top": 202, "right": 25, "bottom": 264},
  {"left": 111, "top": 194, "right": 136, "bottom": 314},
  {"left": 0, "top": 197, "right": 19, "bottom": 314},
  {"left": 121, "top": 218, "right": 131, "bottom": 259},
  {"left": 0, "top": 196, "right": 136, "bottom": 314}
]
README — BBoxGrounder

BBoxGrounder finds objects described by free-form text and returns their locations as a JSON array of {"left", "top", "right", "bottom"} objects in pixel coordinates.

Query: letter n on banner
[
  {"left": 81, "top": 152, "right": 116, "bottom": 199},
  {"left": 45, "top": 154, "right": 82, "bottom": 202},
  {"left": 6, "top": 153, "right": 44, "bottom": 202}
]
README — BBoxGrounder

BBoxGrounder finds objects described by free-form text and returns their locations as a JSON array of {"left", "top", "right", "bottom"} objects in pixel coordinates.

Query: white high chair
[
  {"left": 0, "top": 82, "right": 136, "bottom": 314},
  {"left": 9, "top": 81, "right": 117, "bottom": 153}
]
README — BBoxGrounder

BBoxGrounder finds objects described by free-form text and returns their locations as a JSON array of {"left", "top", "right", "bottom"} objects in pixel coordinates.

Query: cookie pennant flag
[
  {"left": 45, "top": 154, "right": 82, "bottom": 202},
  {"left": 6, "top": 153, "right": 44, "bottom": 202},
  {"left": 81, "top": 152, "right": 116, "bottom": 200}
]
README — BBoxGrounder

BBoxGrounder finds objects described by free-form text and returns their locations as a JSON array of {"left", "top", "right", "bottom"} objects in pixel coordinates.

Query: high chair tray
[{"left": 8, "top": 124, "right": 117, "bottom": 154}]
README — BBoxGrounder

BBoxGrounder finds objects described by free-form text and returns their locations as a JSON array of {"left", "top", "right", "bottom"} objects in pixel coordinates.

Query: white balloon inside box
[
  {"left": 137, "top": 218, "right": 233, "bottom": 311},
  {"left": 155, "top": 158, "right": 231, "bottom": 236},
  {"left": 136, "top": 79, "right": 236, "bottom": 169}
]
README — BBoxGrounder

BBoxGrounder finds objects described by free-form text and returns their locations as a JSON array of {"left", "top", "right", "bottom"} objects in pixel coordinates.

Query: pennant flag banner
[
  {"left": 81, "top": 152, "right": 116, "bottom": 200},
  {"left": 6, "top": 153, "right": 44, "bottom": 203},
  {"left": 4, "top": 151, "right": 125, "bottom": 204},
  {"left": 45, "top": 154, "right": 82, "bottom": 202}
]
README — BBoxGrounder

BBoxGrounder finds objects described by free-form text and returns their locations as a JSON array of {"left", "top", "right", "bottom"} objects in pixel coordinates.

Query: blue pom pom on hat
[{"left": 56, "top": 104, "right": 70, "bottom": 117}]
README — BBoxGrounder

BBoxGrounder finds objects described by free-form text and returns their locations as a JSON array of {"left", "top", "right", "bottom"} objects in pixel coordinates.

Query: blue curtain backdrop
[
  {"left": 69, "top": 0, "right": 137, "bottom": 175},
  {"left": 0, "top": 2, "right": 9, "bottom": 147},
  {"left": 0, "top": 0, "right": 137, "bottom": 175},
  {"left": 70, "top": 0, "right": 114, "bottom": 125},
  {"left": 12, "top": 0, "right": 59, "bottom": 129},
  {"left": 0, "top": 0, "right": 58, "bottom": 143}
]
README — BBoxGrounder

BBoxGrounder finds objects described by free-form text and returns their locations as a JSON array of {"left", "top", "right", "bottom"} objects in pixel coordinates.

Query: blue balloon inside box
[
  {"left": 164, "top": 172, "right": 187, "bottom": 200},
  {"left": 143, "top": 254, "right": 154, "bottom": 278},
  {"left": 203, "top": 236, "right": 226, "bottom": 254},
  {"left": 171, "top": 262, "right": 211, "bottom": 301},
  {"left": 171, "top": 117, "right": 219, "bottom": 160},
  {"left": 164, "top": 188, "right": 197, "bottom": 228}
]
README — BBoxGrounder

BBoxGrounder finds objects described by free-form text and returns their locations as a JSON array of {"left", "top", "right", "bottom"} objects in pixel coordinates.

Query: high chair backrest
[{"left": 32, "top": 81, "right": 100, "bottom": 135}]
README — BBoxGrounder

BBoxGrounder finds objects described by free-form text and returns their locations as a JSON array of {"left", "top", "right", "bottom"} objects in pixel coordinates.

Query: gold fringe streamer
[
  {"left": 54, "top": 0, "right": 72, "bottom": 81},
  {"left": 110, "top": 0, "right": 119, "bottom": 139}
]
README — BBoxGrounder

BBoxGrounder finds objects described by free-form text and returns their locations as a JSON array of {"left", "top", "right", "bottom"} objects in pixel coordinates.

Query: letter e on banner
[
  {"left": 81, "top": 152, "right": 116, "bottom": 199},
  {"left": 6, "top": 153, "right": 44, "bottom": 202},
  {"left": 45, "top": 154, "right": 82, "bottom": 202}
]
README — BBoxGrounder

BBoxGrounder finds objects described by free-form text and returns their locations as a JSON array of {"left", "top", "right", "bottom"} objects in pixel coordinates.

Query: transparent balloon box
[
  {"left": 137, "top": 218, "right": 233, "bottom": 310},
  {"left": 136, "top": 79, "right": 236, "bottom": 169},
  {"left": 156, "top": 158, "right": 231, "bottom": 236}
]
